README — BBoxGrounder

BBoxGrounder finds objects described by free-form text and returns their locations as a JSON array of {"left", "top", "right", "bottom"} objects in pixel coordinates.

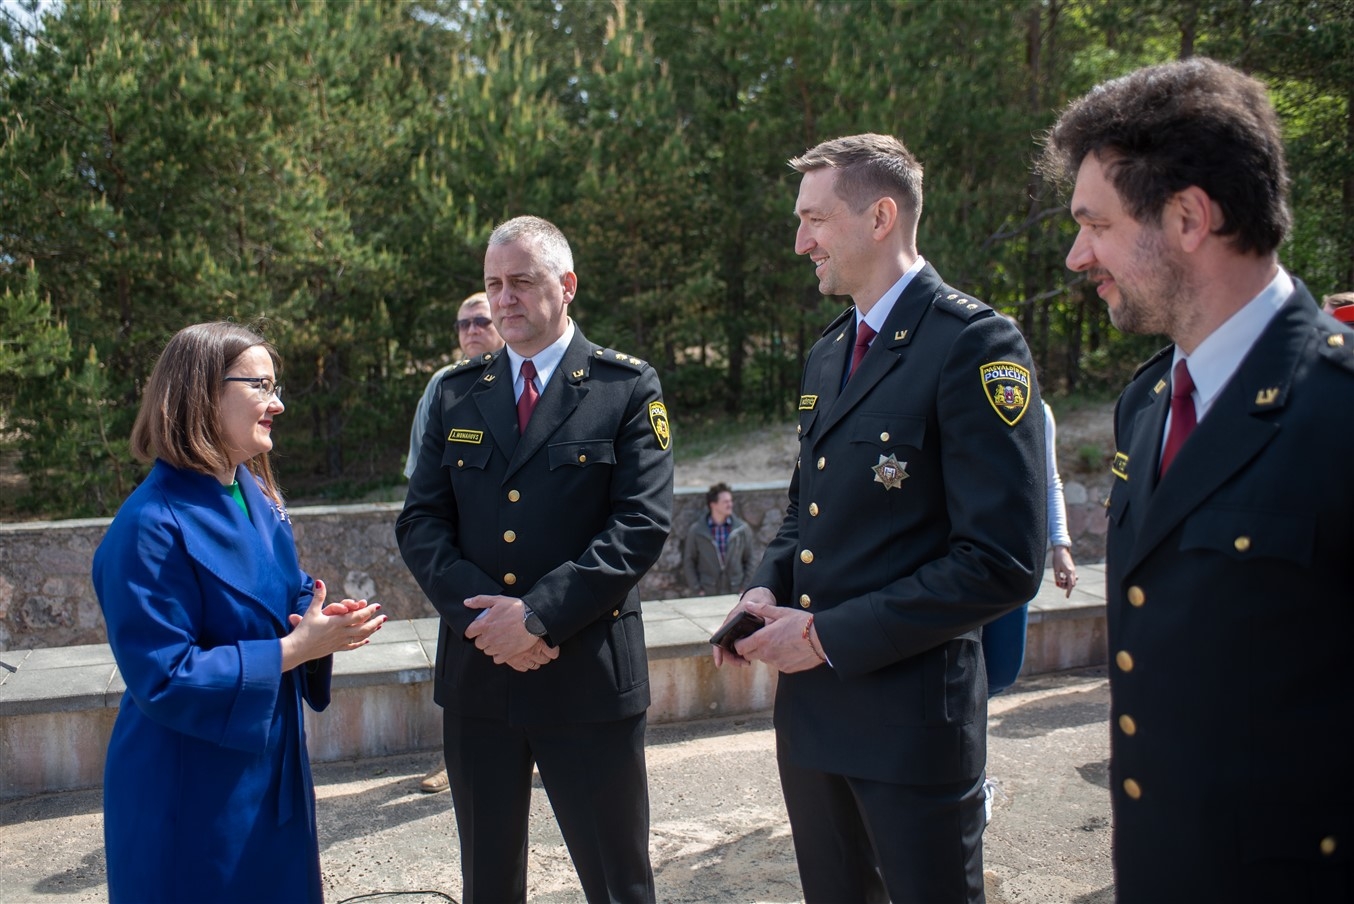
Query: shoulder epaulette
[
  {"left": 1316, "top": 324, "right": 1354, "bottom": 375},
  {"left": 1130, "top": 345, "right": 1173, "bottom": 381},
  {"left": 445, "top": 351, "right": 497, "bottom": 376},
  {"left": 820, "top": 305, "right": 855, "bottom": 337},
  {"left": 592, "top": 347, "right": 648, "bottom": 371},
  {"left": 933, "top": 290, "right": 993, "bottom": 323}
]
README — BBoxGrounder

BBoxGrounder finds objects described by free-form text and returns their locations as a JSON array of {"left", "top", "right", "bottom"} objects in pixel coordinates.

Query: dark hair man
[
  {"left": 714, "top": 133, "right": 1046, "bottom": 902},
  {"left": 397, "top": 216, "right": 673, "bottom": 903},
  {"left": 681, "top": 482, "right": 756, "bottom": 596},
  {"left": 1042, "top": 58, "right": 1354, "bottom": 903}
]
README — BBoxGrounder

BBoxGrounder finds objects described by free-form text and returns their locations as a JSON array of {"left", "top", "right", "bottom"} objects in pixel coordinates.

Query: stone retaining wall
[{"left": 0, "top": 479, "right": 1109, "bottom": 651}]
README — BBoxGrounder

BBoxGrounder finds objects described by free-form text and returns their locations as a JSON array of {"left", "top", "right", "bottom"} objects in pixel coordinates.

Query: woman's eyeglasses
[{"left": 223, "top": 376, "right": 283, "bottom": 401}]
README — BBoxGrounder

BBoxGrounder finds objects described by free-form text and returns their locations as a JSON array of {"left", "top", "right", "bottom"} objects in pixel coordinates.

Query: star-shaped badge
[{"left": 872, "top": 453, "right": 909, "bottom": 490}]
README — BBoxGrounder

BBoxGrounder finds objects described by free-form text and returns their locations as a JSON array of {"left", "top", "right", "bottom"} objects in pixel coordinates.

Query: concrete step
[{"left": 0, "top": 565, "right": 1106, "bottom": 799}]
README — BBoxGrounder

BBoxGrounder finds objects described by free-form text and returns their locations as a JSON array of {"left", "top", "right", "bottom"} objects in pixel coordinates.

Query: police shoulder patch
[
  {"left": 648, "top": 401, "right": 671, "bottom": 451},
  {"left": 980, "top": 361, "right": 1032, "bottom": 426}
]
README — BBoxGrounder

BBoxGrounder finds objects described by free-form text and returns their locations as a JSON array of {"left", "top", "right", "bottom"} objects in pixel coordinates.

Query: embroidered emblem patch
[
  {"left": 1112, "top": 451, "right": 1129, "bottom": 481},
  {"left": 648, "top": 401, "right": 671, "bottom": 451},
  {"left": 980, "top": 361, "right": 1032, "bottom": 426},
  {"left": 872, "top": 453, "right": 909, "bottom": 490},
  {"left": 1254, "top": 387, "right": 1279, "bottom": 406},
  {"left": 799, "top": 394, "right": 818, "bottom": 411},
  {"left": 447, "top": 429, "right": 484, "bottom": 444}
]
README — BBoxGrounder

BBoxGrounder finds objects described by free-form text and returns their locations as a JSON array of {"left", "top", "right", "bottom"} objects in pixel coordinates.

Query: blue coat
[{"left": 93, "top": 460, "right": 331, "bottom": 903}]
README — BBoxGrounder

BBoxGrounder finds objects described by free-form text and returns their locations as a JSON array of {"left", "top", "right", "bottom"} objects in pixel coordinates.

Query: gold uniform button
[
  {"left": 1118, "top": 714, "right": 1137, "bottom": 736},
  {"left": 508, "top": 489, "right": 521, "bottom": 502},
  {"left": 457, "top": 459, "right": 465, "bottom": 468},
  {"left": 1320, "top": 836, "right": 1337, "bottom": 856},
  {"left": 1116, "top": 650, "right": 1135, "bottom": 672},
  {"left": 799, "top": 594, "right": 811, "bottom": 608},
  {"left": 797, "top": 424, "right": 802, "bottom": 436},
  {"left": 503, "top": 530, "right": 516, "bottom": 543},
  {"left": 1127, "top": 586, "right": 1146, "bottom": 607},
  {"left": 808, "top": 503, "right": 820, "bottom": 516},
  {"left": 578, "top": 454, "right": 587, "bottom": 463},
  {"left": 800, "top": 549, "right": 814, "bottom": 564},
  {"left": 1234, "top": 536, "right": 1251, "bottom": 552},
  {"left": 504, "top": 573, "right": 517, "bottom": 586},
  {"left": 1123, "top": 778, "right": 1142, "bottom": 800},
  {"left": 612, "top": 609, "right": 620, "bottom": 618},
  {"left": 817, "top": 457, "right": 826, "bottom": 470},
  {"left": 880, "top": 432, "right": 890, "bottom": 442}
]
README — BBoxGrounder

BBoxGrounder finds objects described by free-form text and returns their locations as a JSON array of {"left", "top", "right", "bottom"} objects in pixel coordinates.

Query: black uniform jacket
[
  {"left": 396, "top": 325, "right": 674, "bottom": 726},
  {"left": 749, "top": 263, "right": 1047, "bottom": 786},
  {"left": 1105, "top": 283, "right": 1354, "bottom": 902}
]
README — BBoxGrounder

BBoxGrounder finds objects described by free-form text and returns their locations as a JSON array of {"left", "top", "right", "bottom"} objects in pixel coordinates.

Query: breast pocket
[
  {"left": 1180, "top": 505, "right": 1313, "bottom": 566},
  {"left": 442, "top": 438, "right": 492, "bottom": 473},
  {"left": 547, "top": 439, "right": 616, "bottom": 470},
  {"left": 850, "top": 413, "right": 926, "bottom": 458}
]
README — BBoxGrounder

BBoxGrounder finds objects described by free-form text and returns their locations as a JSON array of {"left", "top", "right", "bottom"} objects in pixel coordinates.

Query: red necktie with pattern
[
  {"left": 1159, "top": 358, "right": 1196, "bottom": 477},
  {"left": 848, "top": 321, "right": 877, "bottom": 381},
  {"left": 517, "top": 359, "right": 540, "bottom": 434}
]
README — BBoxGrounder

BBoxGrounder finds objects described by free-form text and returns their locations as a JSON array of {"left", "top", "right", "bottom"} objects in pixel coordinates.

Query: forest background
[{"left": 2, "top": 0, "right": 1350, "bottom": 518}]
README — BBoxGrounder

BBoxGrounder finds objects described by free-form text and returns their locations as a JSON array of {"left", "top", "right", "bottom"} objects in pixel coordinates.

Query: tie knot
[
  {"left": 520, "top": 359, "right": 537, "bottom": 381},
  {"left": 1172, "top": 359, "right": 1195, "bottom": 400},
  {"left": 855, "top": 322, "right": 877, "bottom": 349}
]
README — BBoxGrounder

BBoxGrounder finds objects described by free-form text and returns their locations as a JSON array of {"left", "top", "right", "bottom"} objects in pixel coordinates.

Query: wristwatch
[{"left": 523, "top": 607, "right": 548, "bottom": 638}]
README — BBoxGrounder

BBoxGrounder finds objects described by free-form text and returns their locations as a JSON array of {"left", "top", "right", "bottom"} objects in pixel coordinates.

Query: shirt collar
[
  {"left": 858, "top": 256, "right": 926, "bottom": 334},
  {"left": 1173, "top": 267, "right": 1291, "bottom": 420},
  {"left": 506, "top": 319, "right": 575, "bottom": 395}
]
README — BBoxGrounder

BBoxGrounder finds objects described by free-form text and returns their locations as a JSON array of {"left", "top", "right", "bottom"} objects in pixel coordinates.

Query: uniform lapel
[
  {"left": 816, "top": 265, "right": 939, "bottom": 440},
  {"left": 469, "top": 353, "right": 520, "bottom": 459},
  {"left": 502, "top": 331, "right": 591, "bottom": 481},
  {"left": 1122, "top": 292, "right": 1312, "bottom": 573}
]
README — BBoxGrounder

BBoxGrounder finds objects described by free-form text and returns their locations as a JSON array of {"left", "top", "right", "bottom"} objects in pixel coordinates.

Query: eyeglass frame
[
  {"left": 456, "top": 315, "right": 494, "bottom": 332},
  {"left": 223, "top": 376, "right": 284, "bottom": 401}
]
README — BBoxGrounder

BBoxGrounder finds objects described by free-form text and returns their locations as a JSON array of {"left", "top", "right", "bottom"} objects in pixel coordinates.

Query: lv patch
[{"left": 980, "top": 361, "right": 1032, "bottom": 426}]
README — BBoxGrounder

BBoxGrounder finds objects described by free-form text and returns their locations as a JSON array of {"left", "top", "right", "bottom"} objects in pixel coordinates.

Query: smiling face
[
  {"left": 793, "top": 168, "right": 879, "bottom": 301},
  {"left": 484, "top": 238, "right": 576, "bottom": 358},
  {"left": 218, "top": 345, "right": 284, "bottom": 478},
  {"left": 1066, "top": 153, "right": 1190, "bottom": 338}
]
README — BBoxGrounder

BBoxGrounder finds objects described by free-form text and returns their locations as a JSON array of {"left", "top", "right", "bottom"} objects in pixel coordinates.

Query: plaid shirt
[{"left": 709, "top": 516, "right": 731, "bottom": 565}]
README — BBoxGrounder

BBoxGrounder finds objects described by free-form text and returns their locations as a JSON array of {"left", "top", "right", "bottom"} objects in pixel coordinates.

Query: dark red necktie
[
  {"left": 517, "top": 359, "right": 540, "bottom": 434},
  {"left": 1159, "top": 358, "right": 1196, "bottom": 477},
  {"left": 848, "top": 321, "right": 876, "bottom": 381}
]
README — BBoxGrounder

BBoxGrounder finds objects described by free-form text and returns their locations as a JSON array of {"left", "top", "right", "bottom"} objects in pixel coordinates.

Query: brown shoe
[{"left": 420, "top": 766, "right": 450, "bottom": 794}]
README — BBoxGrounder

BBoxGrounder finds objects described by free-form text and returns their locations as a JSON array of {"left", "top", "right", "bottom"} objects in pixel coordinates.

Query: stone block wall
[{"left": 0, "top": 477, "right": 1110, "bottom": 651}]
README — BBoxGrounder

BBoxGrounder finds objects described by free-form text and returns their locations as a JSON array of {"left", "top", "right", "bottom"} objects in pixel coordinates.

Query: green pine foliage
[{"left": 1, "top": 0, "right": 1348, "bottom": 517}]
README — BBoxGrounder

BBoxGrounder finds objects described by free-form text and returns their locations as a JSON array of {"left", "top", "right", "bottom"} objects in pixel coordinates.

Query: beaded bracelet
[{"left": 803, "top": 614, "right": 827, "bottom": 663}]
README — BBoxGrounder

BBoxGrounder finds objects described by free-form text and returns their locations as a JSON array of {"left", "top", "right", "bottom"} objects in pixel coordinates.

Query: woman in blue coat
[{"left": 92, "top": 322, "right": 386, "bottom": 903}]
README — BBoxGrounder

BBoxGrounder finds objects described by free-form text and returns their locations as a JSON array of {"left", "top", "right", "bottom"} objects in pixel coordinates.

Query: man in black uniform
[
  {"left": 397, "top": 216, "right": 673, "bottom": 904},
  {"left": 1041, "top": 59, "right": 1354, "bottom": 903},
  {"left": 715, "top": 133, "right": 1046, "bottom": 902}
]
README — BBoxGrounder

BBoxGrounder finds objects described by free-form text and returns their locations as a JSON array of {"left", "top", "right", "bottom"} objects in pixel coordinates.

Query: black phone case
[{"left": 709, "top": 611, "right": 766, "bottom": 652}]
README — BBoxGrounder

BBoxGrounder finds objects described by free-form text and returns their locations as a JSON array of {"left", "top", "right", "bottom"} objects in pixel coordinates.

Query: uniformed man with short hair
[
  {"left": 715, "top": 133, "right": 1046, "bottom": 903},
  {"left": 397, "top": 215, "right": 673, "bottom": 904}
]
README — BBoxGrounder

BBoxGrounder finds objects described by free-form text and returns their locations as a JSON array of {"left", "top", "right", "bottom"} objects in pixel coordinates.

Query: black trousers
[
  {"left": 777, "top": 741, "right": 986, "bottom": 903},
  {"left": 441, "top": 709, "right": 655, "bottom": 904}
]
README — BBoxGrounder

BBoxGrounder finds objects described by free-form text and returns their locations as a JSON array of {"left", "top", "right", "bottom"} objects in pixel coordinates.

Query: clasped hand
[
  {"left": 463, "top": 595, "right": 559, "bottom": 673},
  {"left": 281, "top": 578, "right": 385, "bottom": 671}
]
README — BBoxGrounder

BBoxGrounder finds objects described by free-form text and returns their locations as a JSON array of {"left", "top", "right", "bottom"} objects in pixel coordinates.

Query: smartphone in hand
[{"left": 710, "top": 611, "right": 765, "bottom": 653}]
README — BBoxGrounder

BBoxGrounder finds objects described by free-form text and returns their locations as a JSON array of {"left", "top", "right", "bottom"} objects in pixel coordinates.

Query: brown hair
[
  {"left": 789, "top": 133, "right": 924, "bottom": 227},
  {"left": 1040, "top": 58, "right": 1291, "bottom": 256},
  {"left": 706, "top": 482, "right": 733, "bottom": 506},
  {"left": 130, "top": 322, "right": 283, "bottom": 502},
  {"left": 1323, "top": 292, "right": 1354, "bottom": 310}
]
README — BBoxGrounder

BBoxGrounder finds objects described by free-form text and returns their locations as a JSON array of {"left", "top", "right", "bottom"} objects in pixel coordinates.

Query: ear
[
  {"left": 871, "top": 196, "right": 899, "bottom": 240},
  {"left": 1169, "top": 186, "right": 1217, "bottom": 254},
  {"left": 560, "top": 271, "right": 578, "bottom": 304}
]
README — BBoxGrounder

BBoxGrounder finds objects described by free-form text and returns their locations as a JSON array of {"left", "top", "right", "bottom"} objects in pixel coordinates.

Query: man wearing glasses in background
[{"left": 404, "top": 291, "right": 505, "bottom": 794}]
